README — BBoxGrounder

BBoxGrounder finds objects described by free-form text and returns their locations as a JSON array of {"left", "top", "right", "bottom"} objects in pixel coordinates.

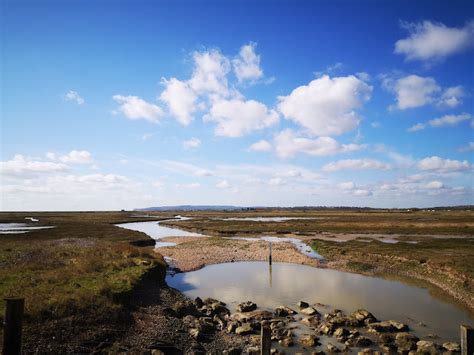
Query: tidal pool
[
  {"left": 0, "top": 223, "right": 55, "bottom": 234},
  {"left": 214, "top": 217, "right": 323, "bottom": 222},
  {"left": 167, "top": 261, "right": 473, "bottom": 344}
]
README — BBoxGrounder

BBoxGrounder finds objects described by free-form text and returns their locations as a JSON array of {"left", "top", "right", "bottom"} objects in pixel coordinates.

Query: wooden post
[
  {"left": 260, "top": 320, "right": 271, "bottom": 355},
  {"left": 3, "top": 298, "right": 24, "bottom": 355},
  {"left": 461, "top": 324, "right": 474, "bottom": 355},
  {"left": 268, "top": 242, "right": 272, "bottom": 265}
]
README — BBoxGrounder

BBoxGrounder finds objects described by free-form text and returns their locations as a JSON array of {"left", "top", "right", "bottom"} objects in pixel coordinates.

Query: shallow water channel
[
  {"left": 167, "top": 262, "right": 473, "bottom": 346},
  {"left": 116, "top": 218, "right": 473, "bottom": 349}
]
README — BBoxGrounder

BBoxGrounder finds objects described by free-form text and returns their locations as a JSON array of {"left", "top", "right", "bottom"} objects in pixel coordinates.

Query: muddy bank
[{"left": 158, "top": 237, "right": 321, "bottom": 272}]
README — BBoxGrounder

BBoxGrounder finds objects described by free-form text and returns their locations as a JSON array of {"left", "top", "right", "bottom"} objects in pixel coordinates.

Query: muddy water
[{"left": 167, "top": 261, "right": 473, "bottom": 344}]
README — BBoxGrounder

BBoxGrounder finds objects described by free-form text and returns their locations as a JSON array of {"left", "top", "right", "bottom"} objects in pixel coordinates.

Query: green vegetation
[
  {"left": 161, "top": 209, "right": 474, "bottom": 235},
  {"left": 0, "top": 212, "right": 167, "bottom": 330},
  {"left": 312, "top": 237, "right": 474, "bottom": 314}
]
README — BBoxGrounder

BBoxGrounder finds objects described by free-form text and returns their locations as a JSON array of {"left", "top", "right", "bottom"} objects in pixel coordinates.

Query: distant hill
[{"left": 135, "top": 205, "right": 246, "bottom": 211}]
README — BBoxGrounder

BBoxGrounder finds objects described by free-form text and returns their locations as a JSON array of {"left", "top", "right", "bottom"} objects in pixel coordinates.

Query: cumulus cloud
[
  {"left": 249, "top": 140, "right": 272, "bottom": 152},
  {"left": 112, "top": 95, "right": 164, "bottom": 123},
  {"left": 417, "top": 156, "right": 471, "bottom": 173},
  {"left": 47, "top": 150, "right": 93, "bottom": 164},
  {"left": 160, "top": 78, "right": 198, "bottom": 125},
  {"left": 438, "top": 86, "right": 466, "bottom": 108},
  {"left": 337, "top": 181, "right": 355, "bottom": 190},
  {"left": 232, "top": 42, "right": 264, "bottom": 83},
  {"left": 183, "top": 137, "right": 201, "bottom": 150},
  {"left": 278, "top": 75, "right": 372, "bottom": 136},
  {"left": 459, "top": 142, "right": 474, "bottom": 153},
  {"left": 216, "top": 180, "right": 231, "bottom": 189},
  {"left": 0, "top": 155, "right": 68, "bottom": 178},
  {"left": 423, "top": 180, "right": 444, "bottom": 189},
  {"left": 322, "top": 159, "right": 392, "bottom": 172},
  {"left": 188, "top": 49, "right": 231, "bottom": 96},
  {"left": 63, "top": 90, "right": 84, "bottom": 105},
  {"left": 204, "top": 99, "right": 279, "bottom": 137},
  {"left": 383, "top": 74, "right": 440, "bottom": 110},
  {"left": 408, "top": 113, "right": 472, "bottom": 132},
  {"left": 274, "top": 129, "right": 365, "bottom": 159},
  {"left": 394, "top": 20, "right": 474, "bottom": 62}
]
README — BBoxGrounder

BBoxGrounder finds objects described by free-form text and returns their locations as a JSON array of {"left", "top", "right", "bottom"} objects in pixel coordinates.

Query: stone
[
  {"left": 300, "top": 307, "right": 319, "bottom": 316},
  {"left": 389, "top": 320, "right": 409, "bottom": 331},
  {"left": 354, "top": 336, "right": 373, "bottom": 347},
  {"left": 301, "top": 316, "right": 319, "bottom": 327},
  {"left": 173, "top": 301, "right": 200, "bottom": 317},
  {"left": 235, "top": 323, "right": 254, "bottom": 335},
  {"left": 319, "top": 323, "right": 335, "bottom": 335},
  {"left": 197, "top": 317, "right": 215, "bottom": 333},
  {"left": 279, "top": 337, "right": 294, "bottom": 347},
  {"left": 352, "top": 309, "right": 376, "bottom": 322},
  {"left": 297, "top": 301, "right": 310, "bottom": 309},
  {"left": 396, "top": 332, "right": 419, "bottom": 352},
  {"left": 416, "top": 340, "right": 439, "bottom": 353},
  {"left": 275, "top": 306, "right": 297, "bottom": 317},
  {"left": 194, "top": 297, "right": 204, "bottom": 308},
  {"left": 334, "top": 327, "right": 349, "bottom": 339},
  {"left": 189, "top": 328, "right": 204, "bottom": 341},
  {"left": 299, "top": 334, "right": 319, "bottom": 347},
  {"left": 223, "top": 348, "right": 241, "bottom": 355},
  {"left": 327, "top": 343, "right": 340, "bottom": 353},
  {"left": 442, "top": 342, "right": 460, "bottom": 352},
  {"left": 236, "top": 301, "right": 257, "bottom": 312},
  {"left": 227, "top": 321, "right": 238, "bottom": 333},
  {"left": 378, "top": 333, "right": 394, "bottom": 344}
]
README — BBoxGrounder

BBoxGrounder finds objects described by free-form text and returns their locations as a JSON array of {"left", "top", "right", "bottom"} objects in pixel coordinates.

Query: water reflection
[{"left": 167, "top": 261, "right": 473, "bottom": 342}]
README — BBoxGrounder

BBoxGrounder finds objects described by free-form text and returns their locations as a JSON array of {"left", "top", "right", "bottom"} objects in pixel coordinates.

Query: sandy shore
[{"left": 157, "top": 236, "right": 321, "bottom": 272}]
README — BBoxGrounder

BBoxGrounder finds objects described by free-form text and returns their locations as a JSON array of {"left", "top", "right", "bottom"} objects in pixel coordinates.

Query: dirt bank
[{"left": 157, "top": 236, "right": 321, "bottom": 272}]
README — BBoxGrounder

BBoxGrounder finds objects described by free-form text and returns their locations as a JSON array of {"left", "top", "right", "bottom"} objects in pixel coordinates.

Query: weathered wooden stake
[
  {"left": 461, "top": 324, "right": 474, "bottom": 355},
  {"left": 268, "top": 241, "right": 272, "bottom": 265},
  {"left": 260, "top": 320, "right": 271, "bottom": 355},
  {"left": 3, "top": 298, "right": 24, "bottom": 355}
]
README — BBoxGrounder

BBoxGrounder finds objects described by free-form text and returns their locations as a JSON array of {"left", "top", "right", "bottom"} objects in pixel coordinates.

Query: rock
[
  {"left": 417, "top": 340, "right": 439, "bottom": 353},
  {"left": 173, "top": 301, "right": 200, "bottom": 317},
  {"left": 298, "top": 301, "right": 310, "bottom": 309},
  {"left": 378, "top": 333, "right": 394, "bottom": 344},
  {"left": 300, "top": 334, "right": 319, "bottom": 347},
  {"left": 279, "top": 337, "right": 294, "bottom": 347},
  {"left": 227, "top": 321, "right": 238, "bottom": 333},
  {"left": 319, "top": 323, "right": 335, "bottom": 335},
  {"left": 223, "top": 348, "right": 241, "bottom": 355},
  {"left": 389, "top": 320, "right": 409, "bottom": 331},
  {"left": 235, "top": 323, "right": 254, "bottom": 335},
  {"left": 354, "top": 336, "right": 373, "bottom": 347},
  {"left": 334, "top": 327, "right": 349, "bottom": 339},
  {"left": 301, "top": 316, "right": 319, "bottom": 327},
  {"left": 327, "top": 343, "right": 340, "bottom": 353},
  {"left": 237, "top": 301, "right": 257, "bottom": 312},
  {"left": 357, "top": 349, "right": 376, "bottom": 355},
  {"left": 209, "top": 301, "right": 230, "bottom": 315},
  {"left": 194, "top": 297, "right": 204, "bottom": 308},
  {"left": 197, "top": 317, "right": 215, "bottom": 333},
  {"left": 213, "top": 314, "right": 226, "bottom": 330},
  {"left": 300, "top": 307, "right": 319, "bottom": 316},
  {"left": 442, "top": 342, "right": 460, "bottom": 352},
  {"left": 275, "top": 306, "right": 297, "bottom": 317},
  {"left": 189, "top": 328, "right": 204, "bottom": 341},
  {"left": 381, "top": 344, "right": 397, "bottom": 353},
  {"left": 352, "top": 309, "right": 376, "bottom": 322},
  {"left": 395, "top": 332, "right": 419, "bottom": 352}
]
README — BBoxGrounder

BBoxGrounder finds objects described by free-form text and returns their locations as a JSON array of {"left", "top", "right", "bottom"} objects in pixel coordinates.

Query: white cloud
[
  {"left": 153, "top": 181, "right": 164, "bottom": 188},
  {"left": 0, "top": 155, "right": 68, "bottom": 178},
  {"left": 274, "top": 129, "right": 365, "bottom": 159},
  {"left": 353, "top": 189, "right": 372, "bottom": 197},
  {"left": 249, "top": 140, "right": 272, "bottom": 152},
  {"left": 459, "top": 142, "right": 474, "bottom": 153},
  {"left": 371, "top": 121, "right": 380, "bottom": 128},
  {"left": 112, "top": 95, "right": 164, "bottom": 123},
  {"left": 277, "top": 75, "right": 372, "bottom": 136},
  {"left": 408, "top": 113, "right": 472, "bottom": 132},
  {"left": 176, "top": 182, "right": 200, "bottom": 189},
  {"left": 47, "top": 150, "right": 93, "bottom": 164},
  {"left": 63, "top": 90, "right": 84, "bottom": 105},
  {"left": 424, "top": 180, "right": 444, "bottom": 189},
  {"left": 160, "top": 160, "right": 213, "bottom": 177},
  {"left": 384, "top": 74, "right": 440, "bottom": 110},
  {"left": 232, "top": 42, "right": 264, "bottom": 83},
  {"left": 204, "top": 98, "right": 279, "bottom": 137},
  {"left": 394, "top": 20, "right": 474, "bottom": 62},
  {"left": 183, "top": 137, "right": 201, "bottom": 150},
  {"left": 438, "top": 86, "right": 465, "bottom": 108},
  {"left": 417, "top": 156, "right": 471, "bottom": 173},
  {"left": 216, "top": 180, "right": 231, "bottom": 189},
  {"left": 407, "top": 123, "right": 426, "bottom": 132},
  {"left": 322, "top": 159, "right": 392, "bottom": 172},
  {"left": 188, "top": 49, "right": 231, "bottom": 96},
  {"left": 268, "top": 177, "right": 286, "bottom": 186},
  {"left": 338, "top": 181, "right": 355, "bottom": 190},
  {"left": 160, "top": 78, "right": 198, "bottom": 125}
]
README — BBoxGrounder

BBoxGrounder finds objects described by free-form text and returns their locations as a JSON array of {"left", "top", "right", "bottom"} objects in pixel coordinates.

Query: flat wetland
[{"left": 0, "top": 208, "right": 473, "bottom": 353}]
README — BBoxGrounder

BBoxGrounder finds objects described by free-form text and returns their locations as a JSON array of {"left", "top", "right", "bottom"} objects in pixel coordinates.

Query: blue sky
[{"left": 1, "top": 0, "right": 473, "bottom": 210}]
